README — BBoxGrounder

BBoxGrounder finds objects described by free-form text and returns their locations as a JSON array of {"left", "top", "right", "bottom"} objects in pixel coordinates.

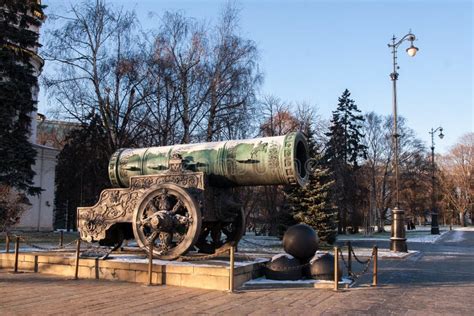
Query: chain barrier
[
  {"left": 11, "top": 234, "right": 79, "bottom": 252},
  {"left": 350, "top": 246, "right": 371, "bottom": 265},
  {"left": 7, "top": 234, "right": 116, "bottom": 259},
  {"left": 338, "top": 247, "right": 374, "bottom": 280}
]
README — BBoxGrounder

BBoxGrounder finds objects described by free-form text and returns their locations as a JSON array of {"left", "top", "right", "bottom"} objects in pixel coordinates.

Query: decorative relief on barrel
[
  {"left": 283, "top": 133, "right": 297, "bottom": 185},
  {"left": 108, "top": 149, "right": 122, "bottom": 187},
  {"left": 130, "top": 174, "right": 204, "bottom": 190},
  {"left": 268, "top": 143, "right": 279, "bottom": 170},
  {"left": 250, "top": 141, "right": 268, "bottom": 160}
]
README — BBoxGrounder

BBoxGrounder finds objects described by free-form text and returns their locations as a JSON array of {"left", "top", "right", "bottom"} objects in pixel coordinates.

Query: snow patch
[
  {"left": 443, "top": 231, "right": 465, "bottom": 243},
  {"left": 271, "top": 253, "right": 294, "bottom": 261},
  {"left": 309, "top": 251, "right": 329, "bottom": 264},
  {"left": 453, "top": 226, "right": 474, "bottom": 232},
  {"left": 408, "top": 231, "right": 447, "bottom": 243}
]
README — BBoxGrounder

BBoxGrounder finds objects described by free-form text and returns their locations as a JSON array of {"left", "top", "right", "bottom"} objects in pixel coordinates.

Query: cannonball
[
  {"left": 264, "top": 253, "right": 302, "bottom": 280},
  {"left": 308, "top": 252, "right": 342, "bottom": 281},
  {"left": 283, "top": 224, "right": 319, "bottom": 260}
]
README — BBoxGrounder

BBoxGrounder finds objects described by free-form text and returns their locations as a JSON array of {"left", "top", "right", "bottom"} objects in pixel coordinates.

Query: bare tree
[
  {"left": 204, "top": 3, "right": 262, "bottom": 142},
  {"left": 138, "top": 4, "right": 262, "bottom": 145},
  {"left": 439, "top": 133, "right": 474, "bottom": 226},
  {"left": 259, "top": 95, "right": 296, "bottom": 136},
  {"left": 400, "top": 150, "right": 431, "bottom": 225},
  {"left": 361, "top": 113, "right": 429, "bottom": 231},
  {"left": 42, "top": 0, "right": 146, "bottom": 154},
  {"left": 360, "top": 112, "right": 387, "bottom": 232}
]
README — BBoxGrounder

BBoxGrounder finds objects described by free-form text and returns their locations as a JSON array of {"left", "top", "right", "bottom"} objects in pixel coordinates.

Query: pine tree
[
  {"left": 0, "top": 0, "right": 45, "bottom": 195},
  {"left": 324, "top": 89, "right": 367, "bottom": 233},
  {"left": 286, "top": 128, "right": 338, "bottom": 244},
  {"left": 325, "top": 89, "right": 366, "bottom": 167},
  {"left": 54, "top": 115, "right": 110, "bottom": 230}
]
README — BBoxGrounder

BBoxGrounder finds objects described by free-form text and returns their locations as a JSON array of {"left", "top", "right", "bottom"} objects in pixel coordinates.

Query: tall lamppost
[
  {"left": 429, "top": 127, "right": 444, "bottom": 234},
  {"left": 388, "top": 31, "right": 419, "bottom": 252}
]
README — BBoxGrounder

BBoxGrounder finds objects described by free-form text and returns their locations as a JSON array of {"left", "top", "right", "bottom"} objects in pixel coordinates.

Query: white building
[{"left": 13, "top": 2, "right": 59, "bottom": 231}]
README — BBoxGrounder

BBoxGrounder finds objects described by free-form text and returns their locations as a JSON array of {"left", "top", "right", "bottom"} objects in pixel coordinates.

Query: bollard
[
  {"left": 59, "top": 231, "right": 64, "bottom": 247},
  {"left": 5, "top": 234, "right": 10, "bottom": 253},
  {"left": 334, "top": 247, "right": 339, "bottom": 292},
  {"left": 148, "top": 240, "right": 154, "bottom": 286},
  {"left": 229, "top": 246, "right": 235, "bottom": 293},
  {"left": 347, "top": 241, "right": 352, "bottom": 276},
  {"left": 74, "top": 239, "right": 81, "bottom": 280},
  {"left": 13, "top": 237, "right": 20, "bottom": 273},
  {"left": 372, "top": 246, "right": 378, "bottom": 287}
]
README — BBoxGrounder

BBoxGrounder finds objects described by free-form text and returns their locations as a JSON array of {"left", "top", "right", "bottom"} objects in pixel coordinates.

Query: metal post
[
  {"left": 5, "top": 234, "right": 10, "bottom": 253},
  {"left": 74, "top": 239, "right": 81, "bottom": 280},
  {"left": 229, "top": 246, "right": 235, "bottom": 293},
  {"left": 59, "top": 231, "right": 64, "bottom": 247},
  {"left": 13, "top": 237, "right": 20, "bottom": 273},
  {"left": 334, "top": 247, "right": 339, "bottom": 292},
  {"left": 372, "top": 246, "right": 378, "bottom": 286},
  {"left": 148, "top": 240, "right": 154, "bottom": 286},
  {"left": 388, "top": 32, "right": 418, "bottom": 252},
  {"left": 65, "top": 200, "right": 69, "bottom": 232},
  {"left": 429, "top": 127, "right": 442, "bottom": 235},
  {"left": 347, "top": 241, "right": 352, "bottom": 276}
]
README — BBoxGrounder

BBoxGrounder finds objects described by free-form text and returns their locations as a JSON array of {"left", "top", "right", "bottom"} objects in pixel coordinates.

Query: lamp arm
[
  {"left": 429, "top": 126, "right": 443, "bottom": 136},
  {"left": 388, "top": 33, "right": 416, "bottom": 48}
]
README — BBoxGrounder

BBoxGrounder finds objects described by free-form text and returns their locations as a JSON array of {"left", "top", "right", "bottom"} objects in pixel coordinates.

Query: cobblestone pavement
[{"left": 1, "top": 231, "right": 473, "bottom": 315}]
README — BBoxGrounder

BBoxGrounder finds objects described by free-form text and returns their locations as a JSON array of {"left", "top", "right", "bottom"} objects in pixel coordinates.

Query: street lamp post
[
  {"left": 388, "top": 32, "right": 419, "bottom": 252},
  {"left": 429, "top": 127, "right": 444, "bottom": 234}
]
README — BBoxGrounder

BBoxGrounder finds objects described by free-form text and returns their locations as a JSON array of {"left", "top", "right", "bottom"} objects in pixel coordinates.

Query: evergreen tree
[
  {"left": 325, "top": 89, "right": 366, "bottom": 167},
  {"left": 0, "top": 0, "right": 45, "bottom": 195},
  {"left": 286, "top": 128, "right": 338, "bottom": 244},
  {"left": 324, "top": 89, "right": 367, "bottom": 233},
  {"left": 54, "top": 115, "right": 110, "bottom": 230}
]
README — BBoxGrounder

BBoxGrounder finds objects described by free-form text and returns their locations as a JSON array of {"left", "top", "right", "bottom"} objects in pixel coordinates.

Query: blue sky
[{"left": 39, "top": 0, "right": 473, "bottom": 153}]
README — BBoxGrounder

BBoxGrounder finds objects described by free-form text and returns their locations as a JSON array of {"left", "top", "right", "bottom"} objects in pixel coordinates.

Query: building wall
[{"left": 16, "top": 144, "right": 59, "bottom": 231}]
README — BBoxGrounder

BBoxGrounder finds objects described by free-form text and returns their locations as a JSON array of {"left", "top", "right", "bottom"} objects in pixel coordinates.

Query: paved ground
[{"left": 1, "top": 230, "right": 473, "bottom": 315}]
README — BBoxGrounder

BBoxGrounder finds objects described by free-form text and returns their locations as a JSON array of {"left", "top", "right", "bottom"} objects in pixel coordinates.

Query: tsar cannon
[{"left": 77, "top": 132, "right": 309, "bottom": 260}]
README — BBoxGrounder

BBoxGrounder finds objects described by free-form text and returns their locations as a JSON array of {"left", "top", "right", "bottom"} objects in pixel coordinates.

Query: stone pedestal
[
  {"left": 0, "top": 251, "right": 264, "bottom": 291},
  {"left": 390, "top": 207, "right": 407, "bottom": 252}
]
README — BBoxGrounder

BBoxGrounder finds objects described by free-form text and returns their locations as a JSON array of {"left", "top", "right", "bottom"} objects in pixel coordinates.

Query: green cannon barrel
[{"left": 109, "top": 132, "right": 309, "bottom": 188}]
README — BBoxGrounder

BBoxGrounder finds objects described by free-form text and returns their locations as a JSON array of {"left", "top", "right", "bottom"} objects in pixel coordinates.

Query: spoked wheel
[
  {"left": 195, "top": 207, "right": 245, "bottom": 254},
  {"left": 132, "top": 184, "right": 202, "bottom": 260}
]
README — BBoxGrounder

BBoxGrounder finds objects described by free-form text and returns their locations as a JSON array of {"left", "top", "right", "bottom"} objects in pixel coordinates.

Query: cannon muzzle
[{"left": 109, "top": 132, "right": 309, "bottom": 188}]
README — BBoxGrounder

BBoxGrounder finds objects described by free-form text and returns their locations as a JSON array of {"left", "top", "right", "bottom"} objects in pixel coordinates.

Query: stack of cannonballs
[{"left": 264, "top": 224, "right": 341, "bottom": 281}]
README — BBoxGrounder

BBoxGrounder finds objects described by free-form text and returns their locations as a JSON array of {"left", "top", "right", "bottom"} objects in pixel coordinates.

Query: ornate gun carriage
[{"left": 77, "top": 132, "right": 308, "bottom": 260}]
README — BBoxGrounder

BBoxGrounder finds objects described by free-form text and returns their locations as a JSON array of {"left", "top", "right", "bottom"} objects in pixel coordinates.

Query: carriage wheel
[{"left": 132, "top": 184, "right": 201, "bottom": 260}]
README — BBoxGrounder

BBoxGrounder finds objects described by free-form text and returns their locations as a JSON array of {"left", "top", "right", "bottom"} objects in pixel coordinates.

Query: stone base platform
[{"left": 0, "top": 251, "right": 266, "bottom": 291}]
